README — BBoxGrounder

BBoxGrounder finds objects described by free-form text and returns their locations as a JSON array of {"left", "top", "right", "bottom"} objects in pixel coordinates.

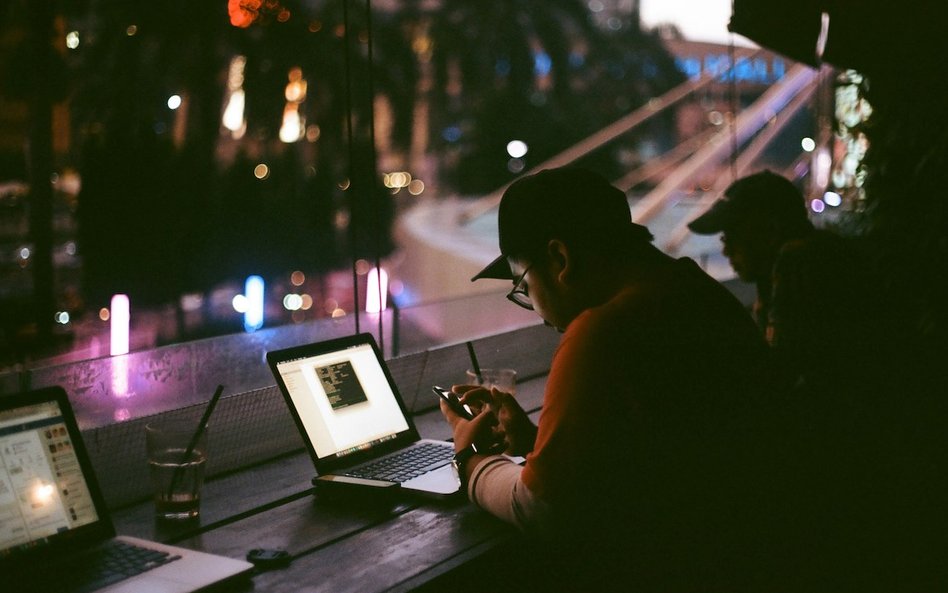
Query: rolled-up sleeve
[{"left": 468, "top": 455, "right": 551, "bottom": 533}]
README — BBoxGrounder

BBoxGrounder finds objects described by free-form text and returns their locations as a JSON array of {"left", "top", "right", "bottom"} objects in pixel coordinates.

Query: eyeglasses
[{"left": 506, "top": 264, "right": 533, "bottom": 310}]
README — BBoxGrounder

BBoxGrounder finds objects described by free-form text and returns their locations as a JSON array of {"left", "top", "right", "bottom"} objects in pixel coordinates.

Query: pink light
[
  {"left": 111, "top": 354, "right": 130, "bottom": 398},
  {"left": 110, "top": 294, "right": 130, "bottom": 356},
  {"left": 366, "top": 267, "right": 389, "bottom": 313}
]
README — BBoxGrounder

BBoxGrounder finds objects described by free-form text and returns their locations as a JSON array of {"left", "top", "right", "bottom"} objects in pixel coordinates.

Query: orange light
[{"left": 228, "top": 0, "right": 259, "bottom": 28}]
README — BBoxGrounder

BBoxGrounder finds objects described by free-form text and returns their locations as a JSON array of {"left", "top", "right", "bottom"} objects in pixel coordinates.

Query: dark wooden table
[{"left": 110, "top": 379, "right": 547, "bottom": 592}]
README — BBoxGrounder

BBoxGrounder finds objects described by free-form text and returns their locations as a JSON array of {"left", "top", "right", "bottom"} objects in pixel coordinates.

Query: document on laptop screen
[
  {"left": 275, "top": 343, "right": 409, "bottom": 459},
  {"left": 0, "top": 401, "right": 99, "bottom": 556}
]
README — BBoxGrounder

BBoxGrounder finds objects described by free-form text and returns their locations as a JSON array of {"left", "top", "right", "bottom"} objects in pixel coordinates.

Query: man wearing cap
[
  {"left": 687, "top": 171, "right": 815, "bottom": 338},
  {"left": 686, "top": 170, "right": 876, "bottom": 391},
  {"left": 440, "top": 166, "right": 776, "bottom": 590}
]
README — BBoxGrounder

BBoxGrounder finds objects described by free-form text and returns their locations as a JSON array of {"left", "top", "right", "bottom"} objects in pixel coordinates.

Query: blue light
[
  {"left": 244, "top": 275, "right": 264, "bottom": 332},
  {"left": 533, "top": 51, "right": 552, "bottom": 76},
  {"left": 392, "top": 286, "right": 416, "bottom": 308},
  {"left": 676, "top": 57, "right": 702, "bottom": 80},
  {"left": 732, "top": 57, "right": 752, "bottom": 82},
  {"left": 752, "top": 58, "right": 770, "bottom": 82},
  {"left": 689, "top": 54, "right": 788, "bottom": 84},
  {"left": 442, "top": 126, "right": 462, "bottom": 143}
]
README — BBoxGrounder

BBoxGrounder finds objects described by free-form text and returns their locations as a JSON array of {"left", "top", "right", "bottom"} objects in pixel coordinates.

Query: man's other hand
[{"left": 454, "top": 386, "right": 537, "bottom": 456}]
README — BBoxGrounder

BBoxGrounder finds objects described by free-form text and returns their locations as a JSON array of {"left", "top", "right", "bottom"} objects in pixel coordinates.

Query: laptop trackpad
[{"left": 401, "top": 464, "right": 460, "bottom": 496}]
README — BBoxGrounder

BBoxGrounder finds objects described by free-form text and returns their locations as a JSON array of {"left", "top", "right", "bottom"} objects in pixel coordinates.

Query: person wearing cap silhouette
[
  {"left": 686, "top": 170, "right": 879, "bottom": 393},
  {"left": 687, "top": 171, "right": 814, "bottom": 339},
  {"left": 440, "top": 166, "right": 774, "bottom": 590}
]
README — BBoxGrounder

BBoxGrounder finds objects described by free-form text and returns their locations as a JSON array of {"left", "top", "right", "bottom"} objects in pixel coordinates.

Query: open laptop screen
[
  {"left": 272, "top": 340, "right": 411, "bottom": 463},
  {"left": 0, "top": 397, "right": 100, "bottom": 559}
]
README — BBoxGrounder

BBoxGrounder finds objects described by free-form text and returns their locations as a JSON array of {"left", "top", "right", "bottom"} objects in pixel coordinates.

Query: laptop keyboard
[
  {"left": 343, "top": 442, "right": 454, "bottom": 483},
  {"left": 64, "top": 540, "right": 181, "bottom": 593}
]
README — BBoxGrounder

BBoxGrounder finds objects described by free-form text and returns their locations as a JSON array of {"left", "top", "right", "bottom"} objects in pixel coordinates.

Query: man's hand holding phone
[
  {"left": 435, "top": 384, "right": 503, "bottom": 456},
  {"left": 432, "top": 385, "right": 475, "bottom": 420},
  {"left": 437, "top": 384, "right": 536, "bottom": 456}
]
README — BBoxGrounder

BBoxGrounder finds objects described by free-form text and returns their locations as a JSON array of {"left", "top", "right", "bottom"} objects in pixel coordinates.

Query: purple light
[
  {"left": 111, "top": 355, "right": 130, "bottom": 399},
  {"left": 810, "top": 199, "right": 826, "bottom": 213},
  {"left": 110, "top": 294, "right": 129, "bottom": 356}
]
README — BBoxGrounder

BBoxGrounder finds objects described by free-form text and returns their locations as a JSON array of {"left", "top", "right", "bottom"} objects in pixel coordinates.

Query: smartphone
[{"left": 432, "top": 385, "right": 475, "bottom": 420}]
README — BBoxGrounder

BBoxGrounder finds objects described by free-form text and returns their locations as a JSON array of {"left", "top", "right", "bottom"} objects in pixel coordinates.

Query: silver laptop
[
  {"left": 0, "top": 386, "right": 253, "bottom": 593},
  {"left": 267, "top": 333, "right": 460, "bottom": 498}
]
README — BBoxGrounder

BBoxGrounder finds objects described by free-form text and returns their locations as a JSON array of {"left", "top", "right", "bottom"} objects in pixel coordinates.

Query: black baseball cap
[
  {"left": 687, "top": 170, "right": 810, "bottom": 235},
  {"left": 471, "top": 166, "right": 653, "bottom": 281}
]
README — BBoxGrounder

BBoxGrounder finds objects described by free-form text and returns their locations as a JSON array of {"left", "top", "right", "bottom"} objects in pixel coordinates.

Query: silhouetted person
[
  {"left": 688, "top": 171, "right": 878, "bottom": 393},
  {"left": 687, "top": 171, "right": 947, "bottom": 589},
  {"left": 688, "top": 171, "right": 813, "bottom": 335}
]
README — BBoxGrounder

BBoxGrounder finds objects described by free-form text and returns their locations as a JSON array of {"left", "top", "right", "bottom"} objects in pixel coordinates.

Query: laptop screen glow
[
  {"left": 0, "top": 400, "right": 100, "bottom": 558},
  {"left": 275, "top": 342, "right": 410, "bottom": 460}
]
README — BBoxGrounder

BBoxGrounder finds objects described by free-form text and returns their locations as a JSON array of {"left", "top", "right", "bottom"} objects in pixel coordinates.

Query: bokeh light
[
  {"left": 244, "top": 275, "right": 265, "bottom": 332},
  {"left": 110, "top": 294, "right": 130, "bottom": 356},
  {"left": 408, "top": 179, "right": 425, "bottom": 195},
  {"left": 384, "top": 172, "right": 412, "bottom": 189},
  {"left": 824, "top": 191, "right": 842, "bottom": 207},
  {"left": 283, "top": 294, "right": 303, "bottom": 311},
  {"left": 507, "top": 158, "right": 525, "bottom": 173},
  {"left": 506, "top": 140, "right": 528, "bottom": 159},
  {"left": 366, "top": 268, "right": 389, "bottom": 313},
  {"left": 232, "top": 294, "right": 248, "bottom": 313}
]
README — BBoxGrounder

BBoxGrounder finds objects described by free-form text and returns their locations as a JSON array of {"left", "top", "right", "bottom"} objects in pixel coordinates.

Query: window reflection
[{"left": 0, "top": 2, "right": 806, "bottom": 370}]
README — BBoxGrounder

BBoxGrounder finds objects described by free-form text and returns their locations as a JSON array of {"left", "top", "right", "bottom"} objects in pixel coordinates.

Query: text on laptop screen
[
  {"left": 275, "top": 342, "right": 410, "bottom": 459},
  {"left": 0, "top": 400, "right": 99, "bottom": 558}
]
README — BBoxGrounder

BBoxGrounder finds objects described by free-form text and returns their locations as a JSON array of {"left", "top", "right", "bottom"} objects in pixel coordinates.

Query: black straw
[
  {"left": 167, "top": 384, "right": 224, "bottom": 498},
  {"left": 466, "top": 341, "right": 483, "bottom": 383}
]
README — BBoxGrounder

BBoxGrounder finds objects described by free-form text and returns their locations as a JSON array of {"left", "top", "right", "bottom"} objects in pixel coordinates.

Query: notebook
[
  {"left": 0, "top": 386, "right": 253, "bottom": 593},
  {"left": 266, "top": 333, "right": 460, "bottom": 498}
]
